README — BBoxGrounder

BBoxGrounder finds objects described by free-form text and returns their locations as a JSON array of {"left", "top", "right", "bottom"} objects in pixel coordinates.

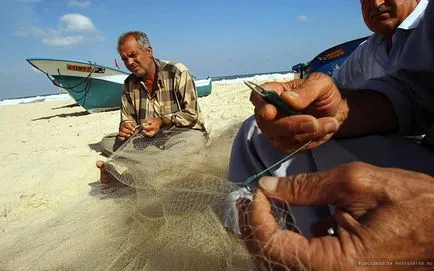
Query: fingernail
[
  {"left": 259, "top": 177, "right": 278, "bottom": 192},
  {"left": 300, "top": 121, "right": 316, "bottom": 133},
  {"left": 324, "top": 120, "right": 338, "bottom": 133}
]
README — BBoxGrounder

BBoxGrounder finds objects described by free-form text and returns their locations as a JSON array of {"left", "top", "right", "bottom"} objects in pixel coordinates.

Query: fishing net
[
  {"left": 1, "top": 124, "right": 254, "bottom": 270},
  {"left": 0, "top": 86, "right": 310, "bottom": 270},
  {"left": 99, "top": 123, "right": 311, "bottom": 271},
  {"left": 0, "top": 124, "right": 307, "bottom": 271},
  {"left": 99, "top": 124, "right": 258, "bottom": 270}
]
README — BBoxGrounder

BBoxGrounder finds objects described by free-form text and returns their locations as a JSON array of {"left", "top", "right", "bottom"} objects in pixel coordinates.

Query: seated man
[
  {"left": 97, "top": 31, "right": 206, "bottom": 184},
  {"left": 239, "top": 0, "right": 434, "bottom": 268},
  {"left": 228, "top": 0, "right": 432, "bottom": 236}
]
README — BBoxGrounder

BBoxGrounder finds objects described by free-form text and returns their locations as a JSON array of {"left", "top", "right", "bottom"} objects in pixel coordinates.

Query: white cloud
[
  {"left": 14, "top": 13, "right": 103, "bottom": 48},
  {"left": 95, "top": 34, "right": 106, "bottom": 42},
  {"left": 13, "top": 30, "right": 28, "bottom": 37},
  {"left": 60, "top": 13, "right": 96, "bottom": 32},
  {"left": 68, "top": 0, "right": 91, "bottom": 8},
  {"left": 43, "top": 35, "right": 85, "bottom": 47},
  {"left": 29, "top": 26, "right": 49, "bottom": 38},
  {"left": 297, "top": 15, "right": 309, "bottom": 21}
]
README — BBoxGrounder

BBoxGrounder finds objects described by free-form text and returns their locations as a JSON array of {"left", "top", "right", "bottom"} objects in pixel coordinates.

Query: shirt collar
[
  {"left": 153, "top": 58, "right": 165, "bottom": 89},
  {"left": 398, "top": 0, "right": 428, "bottom": 30},
  {"left": 134, "top": 57, "right": 164, "bottom": 88}
]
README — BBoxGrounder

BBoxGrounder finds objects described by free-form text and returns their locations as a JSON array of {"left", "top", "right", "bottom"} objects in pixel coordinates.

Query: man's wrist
[{"left": 335, "top": 90, "right": 398, "bottom": 138}]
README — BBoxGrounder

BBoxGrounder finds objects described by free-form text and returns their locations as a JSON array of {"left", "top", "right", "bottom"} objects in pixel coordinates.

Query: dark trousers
[{"left": 99, "top": 133, "right": 125, "bottom": 156}]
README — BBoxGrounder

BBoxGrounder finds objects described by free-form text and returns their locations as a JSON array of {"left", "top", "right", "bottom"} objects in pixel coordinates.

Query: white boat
[{"left": 27, "top": 58, "right": 212, "bottom": 113}]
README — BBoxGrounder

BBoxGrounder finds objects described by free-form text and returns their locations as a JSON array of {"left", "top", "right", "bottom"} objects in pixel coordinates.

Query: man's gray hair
[{"left": 117, "top": 31, "right": 151, "bottom": 51}]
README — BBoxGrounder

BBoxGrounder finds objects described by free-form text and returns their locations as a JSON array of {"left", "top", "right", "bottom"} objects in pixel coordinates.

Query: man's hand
[
  {"left": 117, "top": 121, "right": 137, "bottom": 141},
  {"left": 251, "top": 73, "right": 347, "bottom": 153},
  {"left": 239, "top": 162, "right": 434, "bottom": 271},
  {"left": 141, "top": 117, "right": 163, "bottom": 137}
]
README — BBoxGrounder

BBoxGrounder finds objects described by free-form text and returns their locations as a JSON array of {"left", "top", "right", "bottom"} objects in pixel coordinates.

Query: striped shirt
[{"left": 120, "top": 58, "right": 205, "bottom": 131}]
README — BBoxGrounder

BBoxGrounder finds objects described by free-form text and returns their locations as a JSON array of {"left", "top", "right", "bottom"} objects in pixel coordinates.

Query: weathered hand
[
  {"left": 249, "top": 79, "right": 304, "bottom": 121},
  {"left": 141, "top": 117, "right": 163, "bottom": 137},
  {"left": 250, "top": 73, "right": 347, "bottom": 153},
  {"left": 239, "top": 162, "right": 434, "bottom": 271},
  {"left": 118, "top": 121, "right": 137, "bottom": 141}
]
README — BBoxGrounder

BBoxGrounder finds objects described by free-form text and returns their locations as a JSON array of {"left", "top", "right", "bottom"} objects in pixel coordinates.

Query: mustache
[{"left": 370, "top": 4, "right": 393, "bottom": 17}]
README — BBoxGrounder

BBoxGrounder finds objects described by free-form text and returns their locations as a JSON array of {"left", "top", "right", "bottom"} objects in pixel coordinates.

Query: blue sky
[{"left": 1, "top": 0, "right": 371, "bottom": 99}]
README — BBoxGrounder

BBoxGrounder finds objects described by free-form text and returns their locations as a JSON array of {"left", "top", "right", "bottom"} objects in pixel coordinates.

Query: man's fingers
[
  {"left": 249, "top": 189, "right": 350, "bottom": 271},
  {"left": 248, "top": 190, "right": 311, "bottom": 268},
  {"left": 120, "top": 126, "right": 135, "bottom": 136},
  {"left": 284, "top": 79, "right": 304, "bottom": 89},
  {"left": 250, "top": 81, "right": 306, "bottom": 121},
  {"left": 124, "top": 121, "right": 136, "bottom": 130},
  {"left": 248, "top": 189, "right": 279, "bottom": 242},
  {"left": 257, "top": 163, "right": 388, "bottom": 207},
  {"left": 256, "top": 114, "right": 314, "bottom": 138},
  {"left": 257, "top": 173, "right": 338, "bottom": 206},
  {"left": 120, "top": 121, "right": 136, "bottom": 131},
  {"left": 237, "top": 198, "right": 251, "bottom": 238},
  {"left": 142, "top": 129, "right": 158, "bottom": 138},
  {"left": 310, "top": 216, "right": 338, "bottom": 237},
  {"left": 258, "top": 115, "right": 338, "bottom": 137},
  {"left": 280, "top": 73, "right": 335, "bottom": 111},
  {"left": 118, "top": 131, "right": 131, "bottom": 139},
  {"left": 256, "top": 114, "right": 339, "bottom": 151},
  {"left": 260, "top": 82, "right": 286, "bottom": 94},
  {"left": 250, "top": 91, "right": 265, "bottom": 107},
  {"left": 237, "top": 198, "right": 264, "bottom": 257},
  {"left": 251, "top": 92, "right": 279, "bottom": 121},
  {"left": 142, "top": 126, "right": 152, "bottom": 132}
]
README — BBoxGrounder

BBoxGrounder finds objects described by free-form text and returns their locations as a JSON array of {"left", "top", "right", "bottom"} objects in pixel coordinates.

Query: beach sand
[{"left": 0, "top": 75, "right": 293, "bottom": 270}]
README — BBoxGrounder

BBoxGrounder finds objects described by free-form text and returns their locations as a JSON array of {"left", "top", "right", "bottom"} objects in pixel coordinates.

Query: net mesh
[
  {"left": 1, "top": 123, "right": 303, "bottom": 271},
  {"left": 101, "top": 124, "right": 256, "bottom": 270},
  {"left": 0, "top": 77, "right": 311, "bottom": 270}
]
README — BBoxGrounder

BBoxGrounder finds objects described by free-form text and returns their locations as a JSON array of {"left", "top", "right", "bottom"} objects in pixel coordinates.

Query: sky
[{"left": 0, "top": 0, "right": 372, "bottom": 100}]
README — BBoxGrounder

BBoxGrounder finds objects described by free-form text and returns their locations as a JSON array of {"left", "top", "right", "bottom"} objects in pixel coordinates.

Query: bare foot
[{"left": 96, "top": 160, "right": 116, "bottom": 185}]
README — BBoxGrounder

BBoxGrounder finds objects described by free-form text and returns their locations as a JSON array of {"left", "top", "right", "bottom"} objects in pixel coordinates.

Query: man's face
[
  {"left": 361, "top": 0, "right": 418, "bottom": 37},
  {"left": 118, "top": 36, "right": 153, "bottom": 78}
]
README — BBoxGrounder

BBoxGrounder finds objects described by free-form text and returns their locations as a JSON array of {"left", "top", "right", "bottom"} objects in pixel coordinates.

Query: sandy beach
[{"left": 0, "top": 75, "right": 293, "bottom": 270}]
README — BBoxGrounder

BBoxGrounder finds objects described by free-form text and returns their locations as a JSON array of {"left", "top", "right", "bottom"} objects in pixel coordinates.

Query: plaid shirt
[{"left": 120, "top": 58, "right": 205, "bottom": 131}]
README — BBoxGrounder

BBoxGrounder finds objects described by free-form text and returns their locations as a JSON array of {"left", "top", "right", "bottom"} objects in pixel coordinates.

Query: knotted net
[
  {"left": 1, "top": 78, "right": 309, "bottom": 270},
  {"left": 101, "top": 125, "right": 257, "bottom": 270},
  {"left": 99, "top": 123, "right": 310, "bottom": 270},
  {"left": 1, "top": 134, "right": 307, "bottom": 270}
]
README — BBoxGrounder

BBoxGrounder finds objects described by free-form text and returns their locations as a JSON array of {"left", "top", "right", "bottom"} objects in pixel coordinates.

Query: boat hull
[
  {"left": 195, "top": 78, "right": 212, "bottom": 97},
  {"left": 292, "top": 36, "right": 370, "bottom": 78},
  {"left": 51, "top": 75, "right": 122, "bottom": 112},
  {"left": 27, "top": 58, "right": 212, "bottom": 112}
]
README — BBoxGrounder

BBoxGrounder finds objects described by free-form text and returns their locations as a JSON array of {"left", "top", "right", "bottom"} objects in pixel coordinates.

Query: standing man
[{"left": 97, "top": 31, "right": 206, "bottom": 184}]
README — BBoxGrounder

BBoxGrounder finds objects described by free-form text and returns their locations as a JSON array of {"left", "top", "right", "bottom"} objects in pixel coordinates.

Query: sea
[{"left": 0, "top": 70, "right": 295, "bottom": 106}]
